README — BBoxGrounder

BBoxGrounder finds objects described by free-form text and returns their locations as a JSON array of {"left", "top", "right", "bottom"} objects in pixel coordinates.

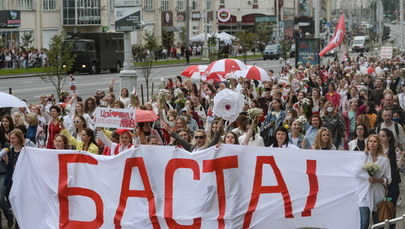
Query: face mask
[
  {"left": 393, "top": 118, "right": 401, "bottom": 122},
  {"left": 327, "top": 107, "right": 334, "bottom": 113},
  {"left": 387, "top": 80, "right": 392, "bottom": 84},
  {"left": 100, "top": 101, "right": 108, "bottom": 106}
]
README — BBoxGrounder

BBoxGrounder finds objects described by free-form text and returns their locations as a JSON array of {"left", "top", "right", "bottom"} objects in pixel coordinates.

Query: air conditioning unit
[{"left": 247, "top": 1, "right": 252, "bottom": 5}]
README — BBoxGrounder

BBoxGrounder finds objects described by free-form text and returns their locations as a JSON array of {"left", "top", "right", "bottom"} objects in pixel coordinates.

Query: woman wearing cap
[{"left": 97, "top": 128, "right": 135, "bottom": 155}]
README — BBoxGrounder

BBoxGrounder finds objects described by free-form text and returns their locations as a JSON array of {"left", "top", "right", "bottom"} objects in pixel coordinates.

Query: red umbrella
[
  {"left": 236, "top": 65, "right": 271, "bottom": 81},
  {"left": 180, "top": 65, "right": 208, "bottom": 79},
  {"left": 134, "top": 109, "right": 159, "bottom": 123},
  {"left": 205, "top": 58, "right": 247, "bottom": 74},
  {"left": 202, "top": 72, "right": 227, "bottom": 83}
]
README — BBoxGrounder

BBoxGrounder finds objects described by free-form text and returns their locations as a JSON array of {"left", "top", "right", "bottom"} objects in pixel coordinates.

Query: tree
[
  {"left": 279, "top": 39, "right": 291, "bottom": 61},
  {"left": 137, "top": 31, "right": 160, "bottom": 101},
  {"left": 41, "top": 34, "right": 75, "bottom": 99},
  {"left": 21, "top": 33, "right": 34, "bottom": 53},
  {"left": 162, "top": 30, "right": 174, "bottom": 49},
  {"left": 234, "top": 31, "right": 259, "bottom": 64},
  {"left": 179, "top": 26, "right": 187, "bottom": 46}
]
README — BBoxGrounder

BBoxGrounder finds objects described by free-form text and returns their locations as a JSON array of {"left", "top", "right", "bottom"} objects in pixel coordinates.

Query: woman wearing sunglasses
[{"left": 161, "top": 121, "right": 222, "bottom": 152}]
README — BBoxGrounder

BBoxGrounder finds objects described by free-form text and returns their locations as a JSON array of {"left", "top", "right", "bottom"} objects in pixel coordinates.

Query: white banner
[
  {"left": 10, "top": 146, "right": 369, "bottom": 229},
  {"left": 380, "top": 46, "right": 393, "bottom": 59},
  {"left": 93, "top": 107, "right": 135, "bottom": 130}
]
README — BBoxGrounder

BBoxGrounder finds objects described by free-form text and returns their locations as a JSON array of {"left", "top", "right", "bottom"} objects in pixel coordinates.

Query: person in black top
[
  {"left": 348, "top": 124, "right": 369, "bottom": 151},
  {"left": 379, "top": 127, "right": 401, "bottom": 228}
]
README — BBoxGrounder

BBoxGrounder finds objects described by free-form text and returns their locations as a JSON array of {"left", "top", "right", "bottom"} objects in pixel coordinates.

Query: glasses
[
  {"left": 356, "top": 128, "right": 364, "bottom": 130},
  {"left": 194, "top": 136, "right": 205, "bottom": 139}
]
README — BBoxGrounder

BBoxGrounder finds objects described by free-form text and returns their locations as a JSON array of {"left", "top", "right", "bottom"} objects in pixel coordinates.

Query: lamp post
[
  {"left": 185, "top": 0, "right": 190, "bottom": 50},
  {"left": 400, "top": 0, "right": 404, "bottom": 50},
  {"left": 276, "top": 0, "right": 280, "bottom": 42},
  {"left": 314, "top": 0, "right": 320, "bottom": 38}
]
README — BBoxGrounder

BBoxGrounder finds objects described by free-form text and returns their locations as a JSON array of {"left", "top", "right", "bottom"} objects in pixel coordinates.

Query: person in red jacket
[{"left": 325, "top": 83, "right": 341, "bottom": 111}]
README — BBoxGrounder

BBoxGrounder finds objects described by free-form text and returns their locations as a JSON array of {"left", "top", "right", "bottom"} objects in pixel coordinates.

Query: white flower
[
  {"left": 212, "top": 89, "right": 244, "bottom": 123},
  {"left": 297, "top": 115, "right": 307, "bottom": 124},
  {"left": 174, "top": 88, "right": 183, "bottom": 98},
  {"left": 247, "top": 108, "right": 263, "bottom": 120},
  {"left": 302, "top": 98, "right": 311, "bottom": 105}
]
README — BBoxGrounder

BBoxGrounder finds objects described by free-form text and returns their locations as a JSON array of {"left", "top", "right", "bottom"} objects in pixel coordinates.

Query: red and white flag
[{"left": 319, "top": 13, "right": 346, "bottom": 57}]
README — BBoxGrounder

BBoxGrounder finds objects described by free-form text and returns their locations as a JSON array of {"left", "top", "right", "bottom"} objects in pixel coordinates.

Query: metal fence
[{"left": 371, "top": 215, "right": 405, "bottom": 229}]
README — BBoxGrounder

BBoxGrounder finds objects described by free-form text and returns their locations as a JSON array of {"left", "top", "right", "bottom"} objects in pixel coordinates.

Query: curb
[{"left": 0, "top": 58, "right": 263, "bottom": 79}]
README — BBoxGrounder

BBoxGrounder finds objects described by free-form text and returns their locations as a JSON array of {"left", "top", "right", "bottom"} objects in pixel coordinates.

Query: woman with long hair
[
  {"left": 304, "top": 115, "right": 322, "bottom": 147},
  {"left": 98, "top": 128, "right": 134, "bottom": 155},
  {"left": 0, "top": 128, "right": 13, "bottom": 227},
  {"left": 270, "top": 126, "right": 298, "bottom": 148},
  {"left": 61, "top": 127, "right": 99, "bottom": 154},
  {"left": 53, "top": 134, "right": 70, "bottom": 150},
  {"left": 312, "top": 127, "right": 336, "bottom": 150},
  {"left": 1, "top": 115, "right": 14, "bottom": 141},
  {"left": 168, "top": 129, "right": 193, "bottom": 147},
  {"left": 118, "top": 88, "right": 131, "bottom": 108},
  {"left": 321, "top": 101, "right": 347, "bottom": 149},
  {"left": 359, "top": 134, "right": 391, "bottom": 229},
  {"left": 223, "top": 131, "right": 240, "bottom": 145},
  {"left": 348, "top": 124, "right": 369, "bottom": 151},
  {"left": 239, "top": 119, "right": 264, "bottom": 146},
  {"left": 378, "top": 128, "right": 401, "bottom": 218}
]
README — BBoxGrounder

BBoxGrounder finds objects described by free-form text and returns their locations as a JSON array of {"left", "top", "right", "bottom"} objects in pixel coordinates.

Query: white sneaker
[{"left": 397, "top": 197, "right": 401, "bottom": 206}]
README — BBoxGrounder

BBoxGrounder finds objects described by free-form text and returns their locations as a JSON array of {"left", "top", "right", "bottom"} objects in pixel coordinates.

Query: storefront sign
[
  {"left": 0, "top": 10, "right": 21, "bottom": 28},
  {"left": 217, "top": 9, "right": 231, "bottom": 22}
]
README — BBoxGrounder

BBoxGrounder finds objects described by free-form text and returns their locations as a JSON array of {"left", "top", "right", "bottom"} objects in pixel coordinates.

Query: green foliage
[
  {"left": 0, "top": 37, "right": 5, "bottom": 49},
  {"left": 20, "top": 33, "right": 34, "bottom": 53},
  {"left": 234, "top": 31, "right": 259, "bottom": 64},
  {"left": 179, "top": 27, "right": 187, "bottom": 46},
  {"left": 41, "top": 33, "right": 75, "bottom": 98},
  {"left": 137, "top": 31, "right": 161, "bottom": 101},
  {"left": 279, "top": 39, "right": 291, "bottom": 61},
  {"left": 208, "top": 35, "right": 218, "bottom": 62},
  {"left": 162, "top": 30, "right": 174, "bottom": 49}
]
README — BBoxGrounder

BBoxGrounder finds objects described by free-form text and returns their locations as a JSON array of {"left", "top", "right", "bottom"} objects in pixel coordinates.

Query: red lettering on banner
[
  {"left": 114, "top": 157, "right": 160, "bottom": 229},
  {"left": 203, "top": 156, "right": 239, "bottom": 229},
  {"left": 243, "top": 156, "right": 293, "bottom": 228},
  {"left": 301, "top": 160, "right": 318, "bottom": 217},
  {"left": 58, "top": 154, "right": 104, "bottom": 229},
  {"left": 164, "top": 159, "right": 201, "bottom": 228}
]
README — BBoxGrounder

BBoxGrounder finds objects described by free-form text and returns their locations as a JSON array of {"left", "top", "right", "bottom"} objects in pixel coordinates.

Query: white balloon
[
  {"left": 375, "top": 66, "right": 382, "bottom": 75},
  {"left": 360, "top": 67, "right": 368, "bottom": 74}
]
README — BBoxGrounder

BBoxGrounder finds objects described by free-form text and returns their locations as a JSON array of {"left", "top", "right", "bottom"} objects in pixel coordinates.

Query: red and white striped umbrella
[
  {"left": 202, "top": 72, "right": 227, "bottom": 83},
  {"left": 236, "top": 65, "right": 271, "bottom": 81},
  {"left": 205, "top": 58, "right": 248, "bottom": 74},
  {"left": 180, "top": 65, "right": 208, "bottom": 79}
]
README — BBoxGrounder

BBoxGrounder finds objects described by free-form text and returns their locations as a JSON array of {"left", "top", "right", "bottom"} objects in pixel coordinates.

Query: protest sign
[
  {"left": 94, "top": 107, "right": 135, "bottom": 129},
  {"left": 380, "top": 46, "right": 393, "bottom": 59},
  {"left": 10, "top": 146, "right": 368, "bottom": 229}
]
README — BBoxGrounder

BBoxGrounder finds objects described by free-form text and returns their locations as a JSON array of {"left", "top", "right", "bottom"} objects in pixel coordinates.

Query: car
[{"left": 263, "top": 44, "right": 281, "bottom": 60}]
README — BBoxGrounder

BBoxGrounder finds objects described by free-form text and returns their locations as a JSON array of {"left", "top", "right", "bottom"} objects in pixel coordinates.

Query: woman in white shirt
[
  {"left": 359, "top": 134, "right": 392, "bottom": 229},
  {"left": 118, "top": 88, "right": 131, "bottom": 108}
]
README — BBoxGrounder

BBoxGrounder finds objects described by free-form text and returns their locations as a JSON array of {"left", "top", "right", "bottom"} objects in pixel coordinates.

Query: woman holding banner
[
  {"left": 312, "top": 128, "right": 336, "bottom": 150},
  {"left": 60, "top": 127, "right": 99, "bottom": 154},
  {"left": 97, "top": 128, "right": 135, "bottom": 155},
  {"left": 359, "top": 134, "right": 391, "bottom": 229}
]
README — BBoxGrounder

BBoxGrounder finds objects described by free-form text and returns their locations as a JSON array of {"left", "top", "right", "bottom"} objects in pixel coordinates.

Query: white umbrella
[{"left": 0, "top": 92, "right": 28, "bottom": 108}]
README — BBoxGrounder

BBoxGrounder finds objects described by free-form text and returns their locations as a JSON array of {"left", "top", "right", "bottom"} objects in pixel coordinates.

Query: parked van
[{"left": 351, "top": 36, "right": 370, "bottom": 52}]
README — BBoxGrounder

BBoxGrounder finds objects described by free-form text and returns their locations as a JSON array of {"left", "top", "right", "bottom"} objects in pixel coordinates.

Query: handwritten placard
[{"left": 94, "top": 107, "right": 136, "bottom": 129}]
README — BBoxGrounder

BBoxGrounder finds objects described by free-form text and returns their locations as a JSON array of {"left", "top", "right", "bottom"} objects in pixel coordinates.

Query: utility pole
[
  {"left": 400, "top": 0, "right": 404, "bottom": 50},
  {"left": 314, "top": 0, "right": 320, "bottom": 38},
  {"left": 276, "top": 0, "right": 279, "bottom": 42},
  {"left": 377, "top": 0, "right": 383, "bottom": 46},
  {"left": 202, "top": 2, "right": 208, "bottom": 60},
  {"left": 185, "top": 0, "right": 190, "bottom": 50}
]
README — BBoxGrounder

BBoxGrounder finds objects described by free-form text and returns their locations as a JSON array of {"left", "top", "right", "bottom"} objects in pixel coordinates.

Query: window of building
[
  {"left": 176, "top": 0, "right": 184, "bottom": 11},
  {"left": 161, "top": 0, "right": 169, "bottom": 10},
  {"left": 206, "top": 0, "right": 212, "bottom": 10},
  {"left": 220, "top": 0, "right": 224, "bottom": 4},
  {"left": 63, "top": 0, "right": 101, "bottom": 25},
  {"left": 144, "top": 0, "right": 153, "bottom": 10},
  {"left": 43, "top": 0, "right": 56, "bottom": 10},
  {"left": 191, "top": 0, "right": 198, "bottom": 10},
  {"left": 207, "top": 25, "right": 211, "bottom": 34},
  {"left": 17, "top": 0, "right": 33, "bottom": 10},
  {"left": 253, "top": 0, "right": 258, "bottom": 3},
  {"left": 0, "top": 0, "right": 3, "bottom": 10}
]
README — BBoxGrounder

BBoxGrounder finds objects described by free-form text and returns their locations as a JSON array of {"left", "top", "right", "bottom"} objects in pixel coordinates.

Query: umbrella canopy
[
  {"left": 202, "top": 72, "right": 227, "bottom": 83},
  {"left": 134, "top": 109, "right": 159, "bottom": 123},
  {"left": 0, "top": 92, "right": 27, "bottom": 108},
  {"left": 206, "top": 59, "right": 248, "bottom": 74},
  {"left": 180, "top": 65, "right": 208, "bottom": 79},
  {"left": 236, "top": 65, "right": 271, "bottom": 81}
]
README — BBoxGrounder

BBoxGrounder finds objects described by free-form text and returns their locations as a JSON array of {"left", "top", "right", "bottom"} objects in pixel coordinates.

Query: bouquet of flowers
[
  {"left": 173, "top": 88, "right": 186, "bottom": 106},
  {"left": 157, "top": 89, "right": 170, "bottom": 105},
  {"left": 362, "top": 162, "right": 381, "bottom": 177},
  {"left": 247, "top": 108, "right": 264, "bottom": 121}
]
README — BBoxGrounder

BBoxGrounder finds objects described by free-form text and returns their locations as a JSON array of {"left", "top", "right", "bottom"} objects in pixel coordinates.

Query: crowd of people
[
  {"left": 0, "top": 52, "right": 405, "bottom": 228},
  {"left": 0, "top": 48, "right": 48, "bottom": 70}
]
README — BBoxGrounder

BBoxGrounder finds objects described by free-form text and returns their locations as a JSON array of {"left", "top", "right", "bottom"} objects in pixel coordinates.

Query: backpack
[{"left": 376, "top": 122, "right": 400, "bottom": 141}]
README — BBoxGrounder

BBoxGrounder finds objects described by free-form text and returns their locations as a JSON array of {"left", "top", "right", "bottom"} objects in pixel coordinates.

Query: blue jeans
[{"left": 360, "top": 207, "right": 379, "bottom": 229}]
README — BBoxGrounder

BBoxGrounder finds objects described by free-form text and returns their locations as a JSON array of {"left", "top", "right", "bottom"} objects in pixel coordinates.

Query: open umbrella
[
  {"left": 205, "top": 58, "right": 248, "bottom": 74},
  {"left": 237, "top": 65, "right": 271, "bottom": 81},
  {"left": 134, "top": 109, "right": 159, "bottom": 123},
  {"left": 180, "top": 65, "right": 208, "bottom": 79},
  {"left": 202, "top": 72, "right": 227, "bottom": 83},
  {"left": 0, "top": 92, "right": 28, "bottom": 108}
]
